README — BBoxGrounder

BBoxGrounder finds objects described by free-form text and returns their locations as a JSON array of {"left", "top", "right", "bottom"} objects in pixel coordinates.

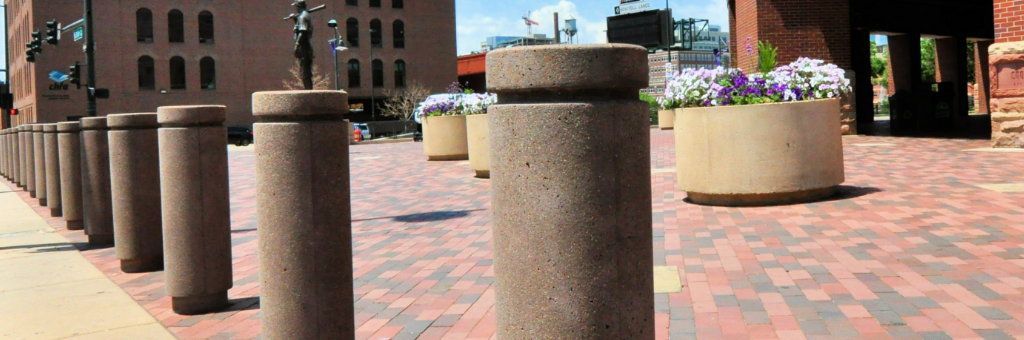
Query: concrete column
[
  {"left": 43, "top": 124, "right": 62, "bottom": 217},
  {"left": 935, "top": 37, "right": 969, "bottom": 118},
  {"left": 57, "top": 122, "right": 85, "bottom": 230},
  {"left": 1, "top": 129, "right": 7, "bottom": 180},
  {"left": 486, "top": 45, "right": 654, "bottom": 338},
  {"left": 108, "top": 113, "right": 164, "bottom": 273},
  {"left": 252, "top": 91, "right": 354, "bottom": 338},
  {"left": 157, "top": 105, "right": 232, "bottom": 315},
  {"left": 15, "top": 126, "right": 23, "bottom": 187},
  {"left": 80, "top": 117, "right": 114, "bottom": 246},
  {"left": 33, "top": 124, "right": 47, "bottom": 206},
  {"left": 975, "top": 40, "right": 993, "bottom": 114},
  {"left": 24, "top": 126, "right": 36, "bottom": 196}
]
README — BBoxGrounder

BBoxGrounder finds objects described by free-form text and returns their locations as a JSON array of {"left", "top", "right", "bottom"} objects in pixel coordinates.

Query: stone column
[
  {"left": 108, "top": 113, "right": 164, "bottom": 273},
  {"left": 486, "top": 45, "right": 654, "bottom": 338},
  {"left": 252, "top": 91, "right": 354, "bottom": 338},
  {"left": 157, "top": 105, "right": 232, "bottom": 315},
  {"left": 989, "top": 43, "right": 1024, "bottom": 147},
  {"left": 43, "top": 124, "right": 62, "bottom": 217},
  {"left": 80, "top": 117, "right": 114, "bottom": 245},
  {"left": 57, "top": 122, "right": 85, "bottom": 230},
  {"left": 24, "top": 125, "right": 36, "bottom": 196},
  {"left": 33, "top": 124, "right": 48, "bottom": 206}
]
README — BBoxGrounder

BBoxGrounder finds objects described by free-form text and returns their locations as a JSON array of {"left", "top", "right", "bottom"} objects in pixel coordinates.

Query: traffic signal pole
[{"left": 84, "top": 0, "right": 97, "bottom": 117}]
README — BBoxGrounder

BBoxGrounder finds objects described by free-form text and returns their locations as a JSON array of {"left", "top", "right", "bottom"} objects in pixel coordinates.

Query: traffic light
[
  {"left": 68, "top": 62, "right": 82, "bottom": 89},
  {"left": 29, "top": 31, "right": 43, "bottom": 53},
  {"left": 45, "top": 20, "right": 60, "bottom": 45},
  {"left": 26, "top": 50, "right": 35, "bottom": 63}
]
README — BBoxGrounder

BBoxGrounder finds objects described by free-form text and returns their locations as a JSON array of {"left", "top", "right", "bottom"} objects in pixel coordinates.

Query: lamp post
[
  {"left": 327, "top": 19, "right": 348, "bottom": 91},
  {"left": 369, "top": 27, "right": 376, "bottom": 121}
]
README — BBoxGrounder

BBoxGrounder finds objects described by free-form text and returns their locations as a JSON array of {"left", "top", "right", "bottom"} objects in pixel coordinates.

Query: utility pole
[
  {"left": 84, "top": 0, "right": 98, "bottom": 116},
  {"left": 2, "top": 4, "right": 11, "bottom": 128}
]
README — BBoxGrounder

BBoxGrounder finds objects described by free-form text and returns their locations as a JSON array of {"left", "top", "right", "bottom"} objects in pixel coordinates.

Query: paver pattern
[{"left": 5, "top": 129, "right": 1024, "bottom": 339}]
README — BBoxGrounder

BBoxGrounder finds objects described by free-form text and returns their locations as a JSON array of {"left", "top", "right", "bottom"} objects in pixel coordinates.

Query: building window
[
  {"left": 138, "top": 56, "right": 155, "bottom": 90},
  {"left": 370, "top": 0, "right": 381, "bottom": 7},
  {"left": 393, "top": 20, "right": 405, "bottom": 48},
  {"left": 170, "top": 56, "right": 186, "bottom": 90},
  {"left": 348, "top": 59, "right": 361, "bottom": 88},
  {"left": 394, "top": 60, "right": 406, "bottom": 88},
  {"left": 136, "top": 8, "right": 153, "bottom": 43},
  {"left": 372, "top": 59, "right": 384, "bottom": 88},
  {"left": 370, "top": 19, "right": 382, "bottom": 47},
  {"left": 392, "top": 0, "right": 404, "bottom": 8},
  {"left": 346, "top": 0, "right": 357, "bottom": 5},
  {"left": 198, "top": 11, "right": 214, "bottom": 44},
  {"left": 200, "top": 57, "right": 216, "bottom": 90},
  {"left": 346, "top": 18, "right": 359, "bottom": 47},
  {"left": 168, "top": 10, "right": 184, "bottom": 43}
]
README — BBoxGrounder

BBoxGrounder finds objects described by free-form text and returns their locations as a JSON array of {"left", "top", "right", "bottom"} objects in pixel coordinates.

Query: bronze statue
[{"left": 284, "top": 0, "right": 326, "bottom": 90}]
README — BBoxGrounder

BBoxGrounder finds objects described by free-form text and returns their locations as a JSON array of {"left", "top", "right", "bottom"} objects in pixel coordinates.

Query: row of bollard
[{"left": 0, "top": 45, "right": 653, "bottom": 339}]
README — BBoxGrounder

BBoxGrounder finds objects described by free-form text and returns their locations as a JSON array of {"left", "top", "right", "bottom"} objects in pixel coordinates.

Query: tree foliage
[{"left": 380, "top": 82, "right": 431, "bottom": 122}]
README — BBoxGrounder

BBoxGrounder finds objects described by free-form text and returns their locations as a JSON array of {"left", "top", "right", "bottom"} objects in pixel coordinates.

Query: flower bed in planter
[
  {"left": 416, "top": 91, "right": 496, "bottom": 163},
  {"left": 422, "top": 115, "right": 468, "bottom": 161},
  {"left": 657, "top": 109, "right": 675, "bottom": 130},
  {"left": 466, "top": 114, "right": 490, "bottom": 178},
  {"left": 668, "top": 58, "right": 849, "bottom": 206}
]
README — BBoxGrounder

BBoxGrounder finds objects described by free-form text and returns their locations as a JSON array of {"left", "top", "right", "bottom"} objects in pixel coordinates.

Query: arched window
[
  {"left": 138, "top": 56, "right": 155, "bottom": 90},
  {"left": 392, "top": 20, "right": 405, "bottom": 48},
  {"left": 136, "top": 8, "right": 153, "bottom": 43},
  {"left": 200, "top": 57, "right": 216, "bottom": 90},
  {"left": 168, "top": 10, "right": 184, "bottom": 43},
  {"left": 170, "top": 56, "right": 186, "bottom": 90},
  {"left": 392, "top": 0, "right": 404, "bottom": 9},
  {"left": 346, "top": 18, "right": 359, "bottom": 47},
  {"left": 372, "top": 59, "right": 384, "bottom": 88},
  {"left": 370, "top": 19, "right": 382, "bottom": 47},
  {"left": 370, "top": 0, "right": 381, "bottom": 7},
  {"left": 198, "top": 11, "right": 214, "bottom": 43},
  {"left": 394, "top": 60, "right": 406, "bottom": 88},
  {"left": 347, "top": 59, "right": 361, "bottom": 88}
]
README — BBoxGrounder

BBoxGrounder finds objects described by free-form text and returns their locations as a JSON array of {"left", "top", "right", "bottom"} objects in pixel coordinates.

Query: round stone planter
[
  {"left": 675, "top": 99, "right": 845, "bottom": 206},
  {"left": 465, "top": 114, "right": 490, "bottom": 178},
  {"left": 422, "top": 115, "right": 468, "bottom": 161},
  {"left": 658, "top": 109, "right": 675, "bottom": 130}
]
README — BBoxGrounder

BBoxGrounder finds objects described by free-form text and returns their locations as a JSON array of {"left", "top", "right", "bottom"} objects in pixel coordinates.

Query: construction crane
[{"left": 523, "top": 12, "right": 539, "bottom": 36}]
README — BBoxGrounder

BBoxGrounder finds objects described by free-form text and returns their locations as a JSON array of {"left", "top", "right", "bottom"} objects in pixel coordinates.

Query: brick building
[{"left": 4, "top": 0, "right": 456, "bottom": 128}]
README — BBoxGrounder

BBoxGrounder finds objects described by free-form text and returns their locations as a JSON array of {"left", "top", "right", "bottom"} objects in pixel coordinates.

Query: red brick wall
[
  {"left": 730, "top": 0, "right": 759, "bottom": 70},
  {"left": 756, "top": 0, "right": 852, "bottom": 69},
  {"left": 995, "top": 0, "right": 1024, "bottom": 43}
]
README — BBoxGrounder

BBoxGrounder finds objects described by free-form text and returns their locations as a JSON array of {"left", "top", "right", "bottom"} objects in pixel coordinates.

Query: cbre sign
[{"left": 616, "top": 0, "right": 655, "bottom": 16}]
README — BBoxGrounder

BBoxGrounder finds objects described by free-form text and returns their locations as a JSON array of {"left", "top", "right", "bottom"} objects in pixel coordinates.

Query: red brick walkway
[{"left": 5, "top": 129, "right": 1024, "bottom": 339}]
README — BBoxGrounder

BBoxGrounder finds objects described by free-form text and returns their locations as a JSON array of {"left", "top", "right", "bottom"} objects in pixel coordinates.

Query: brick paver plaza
[{"left": 5, "top": 129, "right": 1024, "bottom": 339}]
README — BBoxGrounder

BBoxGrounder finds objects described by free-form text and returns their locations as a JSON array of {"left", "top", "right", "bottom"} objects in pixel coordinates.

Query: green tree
[
  {"left": 920, "top": 38, "right": 936, "bottom": 83},
  {"left": 870, "top": 41, "right": 889, "bottom": 86}
]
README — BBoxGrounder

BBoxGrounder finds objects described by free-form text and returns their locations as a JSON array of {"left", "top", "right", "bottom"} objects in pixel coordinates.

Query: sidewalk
[{"left": 0, "top": 181, "right": 172, "bottom": 340}]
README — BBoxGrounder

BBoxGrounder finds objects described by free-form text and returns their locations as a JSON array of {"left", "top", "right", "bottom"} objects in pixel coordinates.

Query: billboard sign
[
  {"left": 607, "top": 9, "right": 674, "bottom": 49},
  {"left": 615, "top": 0, "right": 655, "bottom": 16}
]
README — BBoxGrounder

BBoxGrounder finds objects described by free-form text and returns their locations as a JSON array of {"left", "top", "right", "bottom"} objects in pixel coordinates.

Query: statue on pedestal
[{"left": 284, "top": 0, "right": 326, "bottom": 90}]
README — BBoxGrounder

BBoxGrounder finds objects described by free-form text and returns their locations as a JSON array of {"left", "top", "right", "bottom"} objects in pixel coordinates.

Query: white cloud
[
  {"left": 670, "top": 0, "right": 729, "bottom": 30},
  {"left": 526, "top": 1, "right": 606, "bottom": 44},
  {"left": 456, "top": 0, "right": 609, "bottom": 54}
]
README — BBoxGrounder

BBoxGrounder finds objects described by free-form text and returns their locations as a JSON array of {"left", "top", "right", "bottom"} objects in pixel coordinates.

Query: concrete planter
[
  {"left": 422, "top": 115, "right": 468, "bottom": 161},
  {"left": 658, "top": 109, "right": 675, "bottom": 130},
  {"left": 675, "top": 99, "right": 845, "bottom": 206},
  {"left": 466, "top": 114, "right": 490, "bottom": 178}
]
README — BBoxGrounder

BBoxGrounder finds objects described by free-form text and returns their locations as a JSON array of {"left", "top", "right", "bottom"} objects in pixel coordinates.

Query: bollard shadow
[
  {"left": 0, "top": 242, "right": 85, "bottom": 253},
  {"left": 683, "top": 185, "right": 882, "bottom": 207},
  {"left": 231, "top": 228, "right": 257, "bottom": 234},
  {"left": 353, "top": 209, "right": 486, "bottom": 223},
  {"left": 224, "top": 296, "right": 260, "bottom": 312}
]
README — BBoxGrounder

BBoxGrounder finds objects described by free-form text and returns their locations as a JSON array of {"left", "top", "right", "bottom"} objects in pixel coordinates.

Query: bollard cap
[
  {"left": 107, "top": 113, "right": 159, "bottom": 129},
  {"left": 486, "top": 44, "right": 649, "bottom": 94},
  {"left": 43, "top": 124, "right": 58, "bottom": 133},
  {"left": 157, "top": 105, "right": 226, "bottom": 126},
  {"left": 252, "top": 90, "right": 348, "bottom": 120},
  {"left": 56, "top": 121, "right": 81, "bottom": 133},
  {"left": 80, "top": 116, "right": 109, "bottom": 130},
  {"left": 32, "top": 124, "right": 44, "bottom": 132}
]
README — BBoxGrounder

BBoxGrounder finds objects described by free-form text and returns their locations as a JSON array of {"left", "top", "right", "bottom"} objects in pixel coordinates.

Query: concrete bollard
[
  {"left": 157, "top": 105, "right": 232, "bottom": 315},
  {"left": 1, "top": 129, "right": 7, "bottom": 180},
  {"left": 33, "top": 124, "right": 48, "bottom": 206},
  {"left": 15, "top": 126, "right": 24, "bottom": 188},
  {"left": 80, "top": 117, "right": 115, "bottom": 245},
  {"left": 23, "top": 125, "right": 36, "bottom": 195},
  {"left": 486, "top": 44, "right": 654, "bottom": 338},
  {"left": 43, "top": 124, "right": 62, "bottom": 217},
  {"left": 252, "top": 91, "right": 354, "bottom": 338},
  {"left": 57, "top": 122, "right": 85, "bottom": 230},
  {"left": 108, "top": 113, "right": 164, "bottom": 273}
]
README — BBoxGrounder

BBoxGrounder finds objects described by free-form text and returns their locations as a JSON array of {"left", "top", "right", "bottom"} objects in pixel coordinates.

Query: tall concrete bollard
[
  {"left": 43, "top": 124, "right": 62, "bottom": 217},
  {"left": 486, "top": 45, "right": 654, "bottom": 338},
  {"left": 33, "top": 124, "right": 48, "bottom": 206},
  {"left": 157, "top": 105, "right": 232, "bottom": 315},
  {"left": 24, "top": 125, "right": 36, "bottom": 195},
  {"left": 57, "top": 122, "right": 85, "bottom": 230},
  {"left": 252, "top": 91, "right": 354, "bottom": 338},
  {"left": 80, "top": 117, "right": 115, "bottom": 245},
  {"left": 15, "top": 126, "right": 24, "bottom": 188},
  {"left": 1, "top": 129, "right": 7, "bottom": 180},
  {"left": 108, "top": 113, "right": 164, "bottom": 273}
]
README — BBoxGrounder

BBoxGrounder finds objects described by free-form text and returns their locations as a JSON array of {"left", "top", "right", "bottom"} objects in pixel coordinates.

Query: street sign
[
  {"left": 73, "top": 27, "right": 84, "bottom": 42},
  {"left": 615, "top": 0, "right": 655, "bottom": 16}
]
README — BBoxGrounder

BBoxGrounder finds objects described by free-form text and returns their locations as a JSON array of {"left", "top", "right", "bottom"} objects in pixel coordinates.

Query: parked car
[
  {"left": 352, "top": 123, "right": 371, "bottom": 140},
  {"left": 227, "top": 127, "right": 253, "bottom": 146}
]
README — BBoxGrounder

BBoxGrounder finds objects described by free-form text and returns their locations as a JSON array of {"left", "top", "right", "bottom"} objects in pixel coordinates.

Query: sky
[{"left": 455, "top": 0, "right": 730, "bottom": 55}]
